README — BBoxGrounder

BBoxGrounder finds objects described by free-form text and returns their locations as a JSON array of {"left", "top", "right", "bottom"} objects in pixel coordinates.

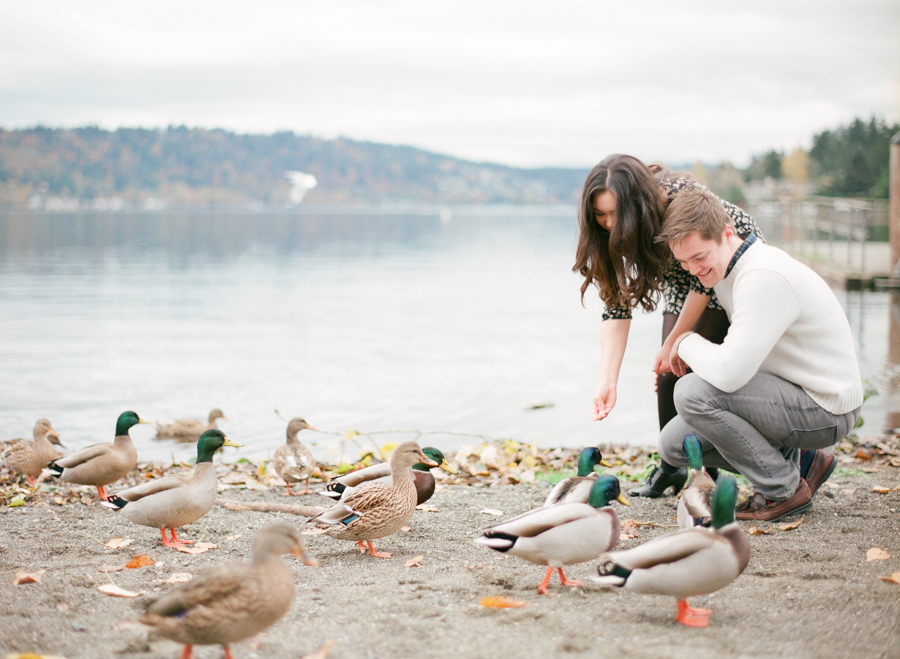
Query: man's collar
[{"left": 724, "top": 233, "right": 757, "bottom": 279}]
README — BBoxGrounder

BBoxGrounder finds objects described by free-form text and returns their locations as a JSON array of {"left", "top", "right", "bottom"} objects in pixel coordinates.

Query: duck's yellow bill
[
  {"left": 222, "top": 437, "right": 243, "bottom": 448},
  {"left": 138, "top": 417, "right": 151, "bottom": 424},
  {"left": 439, "top": 459, "right": 458, "bottom": 475},
  {"left": 599, "top": 459, "right": 614, "bottom": 468},
  {"left": 617, "top": 493, "right": 631, "bottom": 506}
]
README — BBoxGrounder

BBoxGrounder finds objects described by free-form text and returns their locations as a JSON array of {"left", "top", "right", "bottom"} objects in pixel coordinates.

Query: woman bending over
[{"left": 573, "top": 154, "right": 763, "bottom": 497}]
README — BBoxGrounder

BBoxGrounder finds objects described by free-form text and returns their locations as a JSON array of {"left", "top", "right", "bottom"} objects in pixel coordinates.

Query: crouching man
[{"left": 657, "top": 189, "right": 861, "bottom": 522}]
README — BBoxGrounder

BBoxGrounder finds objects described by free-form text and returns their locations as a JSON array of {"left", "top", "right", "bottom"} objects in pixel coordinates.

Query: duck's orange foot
[
  {"left": 537, "top": 566, "right": 554, "bottom": 594},
  {"left": 356, "top": 541, "right": 368, "bottom": 554},
  {"left": 557, "top": 568, "right": 584, "bottom": 589},
  {"left": 362, "top": 540, "right": 391, "bottom": 558},
  {"left": 676, "top": 599, "right": 712, "bottom": 627},
  {"left": 160, "top": 529, "right": 194, "bottom": 547},
  {"left": 26, "top": 475, "right": 38, "bottom": 487}
]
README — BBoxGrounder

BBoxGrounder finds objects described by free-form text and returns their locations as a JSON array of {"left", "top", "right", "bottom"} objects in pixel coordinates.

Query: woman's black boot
[{"left": 628, "top": 464, "right": 687, "bottom": 498}]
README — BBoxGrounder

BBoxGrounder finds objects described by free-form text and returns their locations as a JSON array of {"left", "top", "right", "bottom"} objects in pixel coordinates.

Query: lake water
[{"left": 1, "top": 207, "right": 896, "bottom": 465}]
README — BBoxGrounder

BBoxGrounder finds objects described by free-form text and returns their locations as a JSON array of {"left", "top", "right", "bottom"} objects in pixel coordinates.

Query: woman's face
[{"left": 592, "top": 190, "right": 616, "bottom": 231}]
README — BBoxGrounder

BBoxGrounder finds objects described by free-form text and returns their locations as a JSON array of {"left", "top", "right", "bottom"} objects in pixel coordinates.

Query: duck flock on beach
[{"left": 2, "top": 410, "right": 752, "bottom": 658}]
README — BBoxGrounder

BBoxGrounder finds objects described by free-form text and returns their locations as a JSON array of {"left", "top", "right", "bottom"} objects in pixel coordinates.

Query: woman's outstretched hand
[
  {"left": 652, "top": 344, "right": 673, "bottom": 375},
  {"left": 593, "top": 381, "right": 617, "bottom": 420}
]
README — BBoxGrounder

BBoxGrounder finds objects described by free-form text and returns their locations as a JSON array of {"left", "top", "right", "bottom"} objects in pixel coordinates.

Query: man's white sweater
[{"left": 677, "top": 241, "right": 862, "bottom": 415}]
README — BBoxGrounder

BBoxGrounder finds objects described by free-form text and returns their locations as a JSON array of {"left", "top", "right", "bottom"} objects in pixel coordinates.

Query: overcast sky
[{"left": 1, "top": 0, "right": 897, "bottom": 168}]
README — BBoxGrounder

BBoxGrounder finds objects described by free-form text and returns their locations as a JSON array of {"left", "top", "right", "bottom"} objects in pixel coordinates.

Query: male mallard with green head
[
  {"left": 2, "top": 418, "right": 62, "bottom": 486},
  {"left": 48, "top": 411, "right": 148, "bottom": 500},
  {"left": 306, "top": 441, "right": 438, "bottom": 558},
  {"left": 592, "top": 476, "right": 750, "bottom": 627},
  {"left": 103, "top": 429, "right": 242, "bottom": 547},
  {"left": 140, "top": 522, "right": 317, "bottom": 659},
  {"left": 321, "top": 446, "right": 457, "bottom": 506},
  {"left": 476, "top": 474, "right": 630, "bottom": 594},
  {"left": 543, "top": 446, "right": 613, "bottom": 506},
  {"left": 272, "top": 417, "right": 318, "bottom": 495},
  {"left": 677, "top": 434, "right": 716, "bottom": 529}
]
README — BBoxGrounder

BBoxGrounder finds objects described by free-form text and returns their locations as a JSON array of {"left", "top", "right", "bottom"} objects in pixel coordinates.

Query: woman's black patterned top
[{"left": 602, "top": 177, "right": 764, "bottom": 321}]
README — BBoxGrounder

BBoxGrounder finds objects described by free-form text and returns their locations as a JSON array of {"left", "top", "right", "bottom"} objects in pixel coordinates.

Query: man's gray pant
[{"left": 659, "top": 373, "right": 860, "bottom": 500}]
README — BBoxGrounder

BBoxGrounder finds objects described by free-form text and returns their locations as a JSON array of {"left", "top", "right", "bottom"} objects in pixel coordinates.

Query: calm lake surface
[{"left": 1, "top": 207, "right": 896, "bottom": 465}]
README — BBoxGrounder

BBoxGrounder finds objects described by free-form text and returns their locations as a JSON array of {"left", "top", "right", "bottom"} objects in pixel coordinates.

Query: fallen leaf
[
  {"left": 98, "top": 583, "right": 145, "bottom": 598},
  {"left": 878, "top": 572, "right": 900, "bottom": 584},
  {"left": 105, "top": 537, "right": 134, "bottom": 549},
  {"left": 400, "top": 526, "right": 412, "bottom": 532},
  {"left": 843, "top": 489, "right": 857, "bottom": 495},
  {"left": 405, "top": 555, "right": 424, "bottom": 567},
  {"left": 226, "top": 534, "right": 243, "bottom": 540},
  {"left": 13, "top": 569, "right": 47, "bottom": 585},
  {"left": 775, "top": 518, "right": 804, "bottom": 531},
  {"left": 80, "top": 495, "right": 93, "bottom": 506},
  {"left": 8, "top": 494, "right": 26, "bottom": 507},
  {"left": 52, "top": 496, "right": 66, "bottom": 505},
  {"left": 867, "top": 547, "right": 891, "bottom": 562},
  {"left": 873, "top": 485, "right": 900, "bottom": 493},
  {"left": 748, "top": 526, "right": 773, "bottom": 535},
  {"left": 175, "top": 542, "right": 218, "bottom": 555},
  {"left": 164, "top": 572, "right": 193, "bottom": 584},
  {"left": 98, "top": 565, "right": 126, "bottom": 574},
  {"left": 480, "top": 595, "right": 528, "bottom": 608},
  {"left": 126, "top": 554, "right": 156, "bottom": 569},
  {"left": 480, "top": 508, "right": 503, "bottom": 516},
  {"left": 415, "top": 504, "right": 439, "bottom": 512}
]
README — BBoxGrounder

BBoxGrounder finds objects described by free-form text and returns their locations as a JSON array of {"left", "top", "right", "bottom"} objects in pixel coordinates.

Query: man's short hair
[{"left": 657, "top": 188, "right": 732, "bottom": 245}]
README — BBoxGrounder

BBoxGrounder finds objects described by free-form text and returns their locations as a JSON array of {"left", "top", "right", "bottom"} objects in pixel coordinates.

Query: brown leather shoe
[
  {"left": 804, "top": 450, "right": 836, "bottom": 499},
  {"left": 735, "top": 479, "right": 813, "bottom": 522}
]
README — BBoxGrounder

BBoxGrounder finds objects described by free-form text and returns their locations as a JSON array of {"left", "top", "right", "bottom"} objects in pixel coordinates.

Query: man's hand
[{"left": 593, "top": 381, "right": 617, "bottom": 421}]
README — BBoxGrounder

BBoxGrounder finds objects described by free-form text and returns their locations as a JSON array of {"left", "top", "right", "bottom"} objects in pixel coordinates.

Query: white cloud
[{"left": 0, "top": 0, "right": 896, "bottom": 167}]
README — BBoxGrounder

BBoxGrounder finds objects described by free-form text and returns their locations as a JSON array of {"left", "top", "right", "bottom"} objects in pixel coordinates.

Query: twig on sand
[{"left": 216, "top": 498, "right": 325, "bottom": 517}]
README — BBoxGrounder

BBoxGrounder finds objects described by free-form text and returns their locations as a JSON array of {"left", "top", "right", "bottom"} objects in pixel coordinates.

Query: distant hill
[{"left": 0, "top": 126, "right": 589, "bottom": 208}]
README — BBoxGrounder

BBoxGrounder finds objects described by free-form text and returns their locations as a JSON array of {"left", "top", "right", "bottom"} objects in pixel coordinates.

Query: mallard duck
[
  {"left": 48, "top": 411, "right": 148, "bottom": 500},
  {"left": 677, "top": 434, "right": 716, "bottom": 529},
  {"left": 321, "top": 446, "right": 457, "bottom": 506},
  {"left": 305, "top": 441, "right": 438, "bottom": 558},
  {"left": 140, "top": 522, "right": 317, "bottom": 659},
  {"left": 2, "top": 418, "right": 62, "bottom": 486},
  {"left": 592, "top": 477, "right": 750, "bottom": 627},
  {"left": 103, "top": 429, "right": 243, "bottom": 547},
  {"left": 155, "top": 409, "right": 227, "bottom": 443},
  {"left": 272, "top": 417, "right": 318, "bottom": 496},
  {"left": 475, "top": 474, "right": 630, "bottom": 594},
  {"left": 543, "top": 447, "right": 613, "bottom": 506}
]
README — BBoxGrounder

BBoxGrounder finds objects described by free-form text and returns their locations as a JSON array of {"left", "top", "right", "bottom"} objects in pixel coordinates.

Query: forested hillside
[{"left": 0, "top": 127, "right": 588, "bottom": 207}]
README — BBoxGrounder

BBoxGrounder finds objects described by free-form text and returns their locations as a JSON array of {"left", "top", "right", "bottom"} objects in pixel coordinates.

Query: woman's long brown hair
[{"left": 573, "top": 154, "right": 669, "bottom": 312}]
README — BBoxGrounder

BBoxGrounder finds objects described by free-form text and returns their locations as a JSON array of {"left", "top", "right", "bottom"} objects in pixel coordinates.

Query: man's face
[{"left": 670, "top": 227, "right": 735, "bottom": 288}]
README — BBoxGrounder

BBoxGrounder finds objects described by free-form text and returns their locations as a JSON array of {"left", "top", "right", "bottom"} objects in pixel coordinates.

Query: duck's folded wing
[
  {"left": 484, "top": 503, "right": 593, "bottom": 538},
  {"left": 117, "top": 476, "right": 187, "bottom": 501},
  {"left": 307, "top": 501, "right": 363, "bottom": 526},
  {"left": 329, "top": 463, "right": 391, "bottom": 489},
  {"left": 680, "top": 485, "right": 713, "bottom": 519},
  {"left": 144, "top": 564, "right": 249, "bottom": 616},
  {"left": 55, "top": 444, "right": 109, "bottom": 468},
  {"left": 606, "top": 528, "right": 716, "bottom": 570}
]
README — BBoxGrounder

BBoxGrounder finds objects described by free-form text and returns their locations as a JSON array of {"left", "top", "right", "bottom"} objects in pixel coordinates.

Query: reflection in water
[{"left": 0, "top": 208, "right": 894, "bottom": 465}]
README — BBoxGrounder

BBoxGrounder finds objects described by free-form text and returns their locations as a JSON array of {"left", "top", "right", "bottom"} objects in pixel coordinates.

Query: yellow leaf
[
  {"left": 480, "top": 595, "right": 528, "bottom": 608},
  {"left": 345, "top": 428, "right": 359, "bottom": 439},
  {"left": 405, "top": 555, "right": 424, "bottom": 567},
  {"left": 105, "top": 537, "right": 134, "bottom": 549},
  {"left": 748, "top": 526, "right": 773, "bottom": 535},
  {"left": 867, "top": 547, "right": 891, "bottom": 562},
  {"left": 125, "top": 554, "right": 155, "bottom": 569},
  {"left": 873, "top": 486, "right": 893, "bottom": 494},
  {"left": 12, "top": 569, "right": 46, "bottom": 585},
  {"left": 98, "top": 583, "right": 145, "bottom": 598},
  {"left": 774, "top": 518, "right": 804, "bottom": 531},
  {"left": 878, "top": 572, "right": 900, "bottom": 584}
]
